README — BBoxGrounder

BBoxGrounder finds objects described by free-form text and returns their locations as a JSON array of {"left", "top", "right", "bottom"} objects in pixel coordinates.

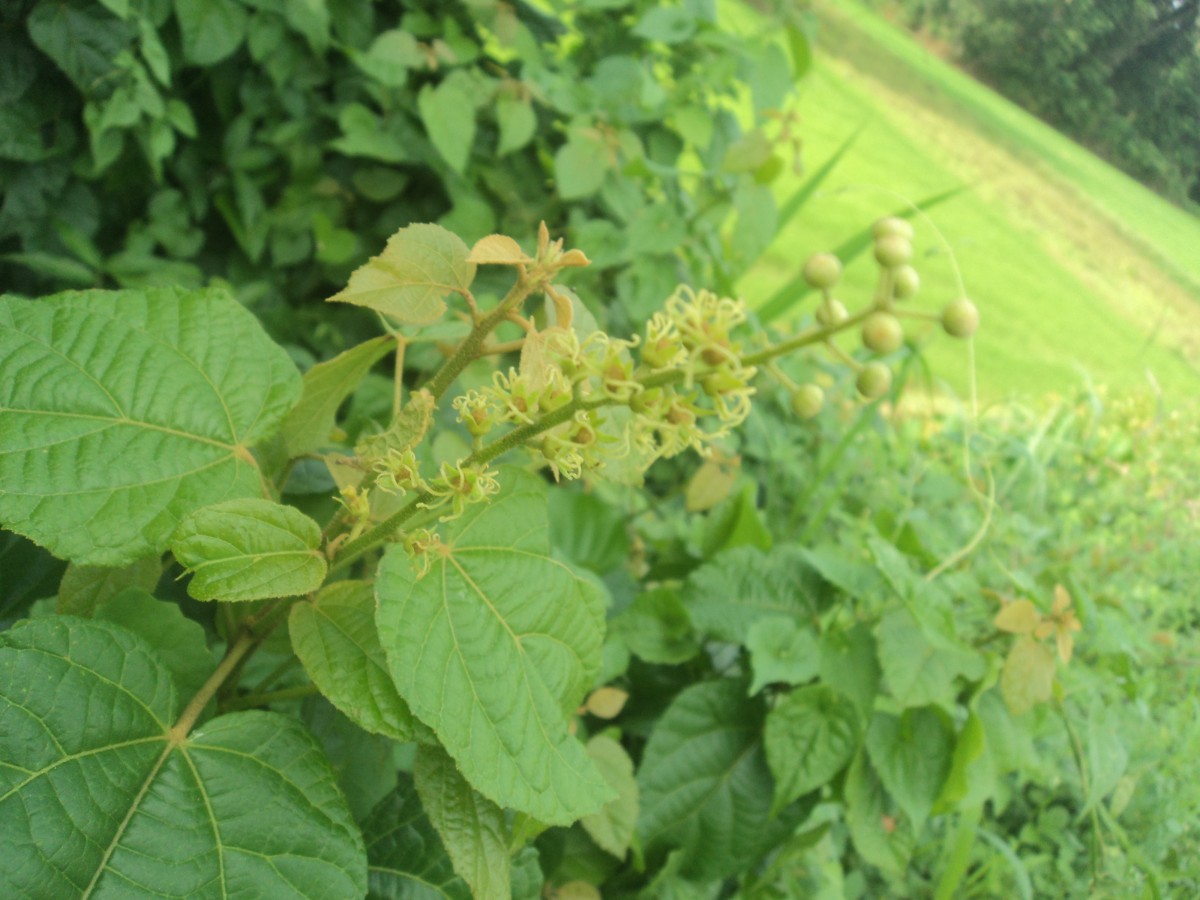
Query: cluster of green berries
[{"left": 790, "top": 216, "right": 979, "bottom": 415}]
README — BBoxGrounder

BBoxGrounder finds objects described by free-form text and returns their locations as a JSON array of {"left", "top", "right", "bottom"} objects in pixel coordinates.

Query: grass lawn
[{"left": 731, "top": 0, "right": 1200, "bottom": 403}]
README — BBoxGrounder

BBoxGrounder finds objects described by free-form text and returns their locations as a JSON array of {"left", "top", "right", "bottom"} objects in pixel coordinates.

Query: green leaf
[
  {"left": 376, "top": 471, "right": 612, "bottom": 825},
  {"left": 419, "top": 75, "right": 477, "bottom": 175},
  {"left": 414, "top": 744, "right": 510, "bottom": 900},
  {"left": 632, "top": 7, "right": 696, "bottom": 44},
  {"left": 844, "top": 750, "right": 908, "bottom": 878},
  {"left": 548, "top": 489, "right": 629, "bottom": 574},
  {"left": 818, "top": 623, "right": 881, "bottom": 719},
  {"left": 510, "top": 847, "right": 545, "bottom": 900},
  {"left": 582, "top": 735, "right": 639, "bottom": 859},
  {"left": 684, "top": 546, "right": 816, "bottom": 643},
  {"left": 27, "top": 0, "right": 137, "bottom": 94},
  {"left": 637, "top": 679, "right": 804, "bottom": 881},
  {"left": 280, "top": 335, "right": 394, "bottom": 457},
  {"left": 352, "top": 30, "right": 423, "bottom": 87},
  {"left": 328, "top": 223, "right": 474, "bottom": 324},
  {"left": 57, "top": 554, "right": 161, "bottom": 616},
  {"left": 999, "top": 635, "right": 1056, "bottom": 715},
  {"left": 764, "top": 685, "right": 860, "bottom": 814},
  {"left": 0, "top": 617, "right": 366, "bottom": 897},
  {"left": 875, "top": 607, "right": 984, "bottom": 709},
  {"left": 357, "top": 388, "right": 436, "bottom": 462},
  {"left": 93, "top": 588, "right": 212, "bottom": 700},
  {"left": 290, "top": 580, "right": 428, "bottom": 742},
  {"left": 174, "top": 0, "right": 248, "bottom": 65},
  {"left": 362, "top": 778, "right": 470, "bottom": 900},
  {"left": 0, "top": 286, "right": 301, "bottom": 566},
  {"left": 745, "top": 615, "right": 820, "bottom": 695},
  {"left": 937, "top": 711, "right": 995, "bottom": 810},
  {"left": 865, "top": 707, "right": 954, "bottom": 833},
  {"left": 497, "top": 94, "right": 537, "bottom": 156},
  {"left": 171, "top": 498, "right": 326, "bottom": 602},
  {"left": 555, "top": 135, "right": 609, "bottom": 200},
  {"left": 609, "top": 588, "right": 699, "bottom": 665}
]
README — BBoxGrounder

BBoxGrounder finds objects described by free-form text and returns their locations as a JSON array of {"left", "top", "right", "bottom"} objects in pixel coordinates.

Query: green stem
[
  {"left": 222, "top": 683, "right": 319, "bottom": 712},
  {"left": 171, "top": 630, "right": 257, "bottom": 742},
  {"left": 422, "top": 272, "right": 546, "bottom": 401}
]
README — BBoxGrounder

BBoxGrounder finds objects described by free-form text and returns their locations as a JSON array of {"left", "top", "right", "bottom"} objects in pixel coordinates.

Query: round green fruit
[
  {"left": 815, "top": 298, "right": 849, "bottom": 327},
  {"left": 790, "top": 383, "right": 824, "bottom": 419},
  {"left": 862, "top": 312, "right": 904, "bottom": 354},
  {"left": 856, "top": 362, "right": 892, "bottom": 399},
  {"left": 942, "top": 298, "right": 980, "bottom": 338},
  {"left": 892, "top": 265, "right": 920, "bottom": 300},
  {"left": 873, "top": 235, "right": 912, "bottom": 269},
  {"left": 872, "top": 216, "right": 914, "bottom": 241},
  {"left": 803, "top": 252, "right": 842, "bottom": 290}
]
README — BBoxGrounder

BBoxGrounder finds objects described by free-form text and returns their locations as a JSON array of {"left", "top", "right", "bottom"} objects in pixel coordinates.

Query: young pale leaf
[
  {"left": 684, "top": 546, "right": 817, "bottom": 643},
  {"left": 414, "top": 744, "right": 511, "bottom": 900},
  {"left": 0, "top": 617, "right": 366, "bottom": 897},
  {"left": 356, "top": 388, "right": 436, "bottom": 461},
  {"left": 0, "top": 286, "right": 300, "bottom": 566},
  {"left": 171, "top": 498, "right": 326, "bottom": 601},
  {"left": 865, "top": 707, "right": 954, "bottom": 834},
  {"left": 467, "top": 234, "right": 532, "bottom": 265},
  {"left": 57, "top": 554, "right": 161, "bottom": 616},
  {"left": 290, "top": 580, "right": 428, "bottom": 742},
  {"left": 327, "top": 223, "right": 475, "bottom": 323},
  {"left": 745, "top": 615, "right": 820, "bottom": 694},
  {"left": 765, "top": 685, "right": 860, "bottom": 814},
  {"left": 375, "top": 471, "right": 612, "bottom": 825},
  {"left": 93, "top": 588, "right": 212, "bottom": 700},
  {"left": 496, "top": 95, "right": 536, "bottom": 156},
  {"left": 362, "top": 778, "right": 471, "bottom": 900},
  {"left": 582, "top": 735, "right": 639, "bottom": 859},
  {"left": 1000, "top": 634, "right": 1056, "bottom": 715},
  {"left": 280, "top": 335, "right": 395, "bottom": 458},
  {"left": 418, "top": 76, "right": 477, "bottom": 174},
  {"left": 637, "top": 679, "right": 808, "bottom": 882}
]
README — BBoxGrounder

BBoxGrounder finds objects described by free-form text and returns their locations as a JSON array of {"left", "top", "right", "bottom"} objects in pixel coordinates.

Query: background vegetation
[{"left": 1, "top": 0, "right": 1197, "bottom": 897}]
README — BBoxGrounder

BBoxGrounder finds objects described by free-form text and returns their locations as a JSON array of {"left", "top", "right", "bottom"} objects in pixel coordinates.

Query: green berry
[
  {"left": 892, "top": 265, "right": 920, "bottom": 300},
  {"left": 942, "top": 298, "right": 980, "bottom": 338},
  {"left": 815, "top": 298, "right": 848, "bottom": 327},
  {"left": 861, "top": 312, "right": 904, "bottom": 354},
  {"left": 803, "top": 252, "right": 842, "bottom": 290},
  {"left": 790, "top": 383, "right": 824, "bottom": 419},
  {"left": 872, "top": 216, "right": 914, "bottom": 241},
  {"left": 856, "top": 362, "right": 892, "bottom": 399},
  {"left": 873, "top": 235, "right": 912, "bottom": 269}
]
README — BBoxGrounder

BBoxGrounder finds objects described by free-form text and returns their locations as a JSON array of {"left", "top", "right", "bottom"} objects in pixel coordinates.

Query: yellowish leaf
[
  {"left": 994, "top": 599, "right": 1040, "bottom": 635},
  {"left": 1000, "top": 635, "right": 1056, "bottom": 715},
  {"left": 585, "top": 686, "right": 629, "bottom": 719},
  {"left": 685, "top": 458, "right": 739, "bottom": 512},
  {"left": 466, "top": 233, "right": 531, "bottom": 265},
  {"left": 1052, "top": 584, "right": 1072, "bottom": 616}
]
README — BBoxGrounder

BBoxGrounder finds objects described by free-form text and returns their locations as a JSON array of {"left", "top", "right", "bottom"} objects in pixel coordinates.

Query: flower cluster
[{"left": 447, "top": 285, "right": 757, "bottom": 483}]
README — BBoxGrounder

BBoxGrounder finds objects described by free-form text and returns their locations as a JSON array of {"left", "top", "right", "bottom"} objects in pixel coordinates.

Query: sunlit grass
[{"left": 733, "top": 0, "right": 1200, "bottom": 403}]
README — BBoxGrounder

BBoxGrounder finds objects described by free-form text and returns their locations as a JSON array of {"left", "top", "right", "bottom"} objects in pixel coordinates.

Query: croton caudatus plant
[{"left": 0, "top": 219, "right": 979, "bottom": 898}]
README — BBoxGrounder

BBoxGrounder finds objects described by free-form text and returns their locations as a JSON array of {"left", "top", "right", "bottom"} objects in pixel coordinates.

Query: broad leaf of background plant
[
  {"left": 609, "top": 588, "right": 700, "bottom": 665},
  {"left": 171, "top": 498, "right": 326, "bottom": 601},
  {"left": 844, "top": 750, "right": 910, "bottom": 879},
  {"left": 93, "top": 588, "right": 212, "bottom": 700},
  {"left": 865, "top": 707, "right": 955, "bottom": 833},
  {"left": 746, "top": 615, "right": 820, "bottom": 694},
  {"left": 362, "top": 777, "right": 471, "bottom": 900},
  {"left": 765, "top": 685, "right": 860, "bottom": 814},
  {"left": 637, "top": 679, "right": 810, "bottom": 882},
  {"left": 0, "top": 617, "right": 366, "bottom": 898},
  {"left": 280, "top": 335, "right": 395, "bottom": 457},
  {"left": 418, "top": 74, "right": 477, "bottom": 175},
  {"left": 174, "top": 0, "right": 248, "bottom": 66},
  {"left": 290, "top": 580, "right": 427, "bottom": 742},
  {"left": 875, "top": 607, "right": 984, "bottom": 709},
  {"left": 376, "top": 471, "right": 611, "bottom": 825},
  {"left": 414, "top": 744, "right": 511, "bottom": 900},
  {"left": 819, "top": 623, "right": 881, "bottom": 719},
  {"left": 0, "top": 286, "right": 300, "bottom": 566},
  {"left": 683, "top": 546, "right": 817, "bottom": 643},
  {"left": 57, "top": 555, "right": 161, "bottom": 616},
  {"left": 327, "top": 223, "right": 475, "bottom": 324},
  {"left": 582, "top": 735, "right": 639, "bottom": 859}
]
